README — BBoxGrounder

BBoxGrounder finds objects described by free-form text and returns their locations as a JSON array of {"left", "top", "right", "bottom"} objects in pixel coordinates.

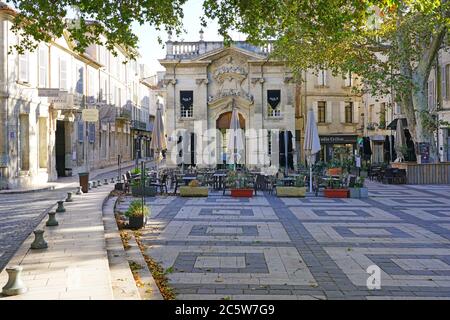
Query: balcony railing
[
  {"left": 131, "top": 120, "right": 147, "bottom": 131},
  {"left": 116, "top": 108, "right": 132, "bottom": 120},
  {"left": 180, "top": 109, "right": 193, "bottom": 118},
  {"left": 268, "top": 109, "right": 281, "bottom": 118}
]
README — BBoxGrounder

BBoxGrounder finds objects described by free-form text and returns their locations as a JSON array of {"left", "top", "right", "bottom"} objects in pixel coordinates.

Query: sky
[{"left": 132, "top": 0, "right": 245, "bottom": 75}]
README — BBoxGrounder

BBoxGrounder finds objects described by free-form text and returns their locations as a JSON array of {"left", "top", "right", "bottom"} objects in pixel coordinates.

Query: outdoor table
[{"left": 281, "top": 177, "right": 295, "bottom": 186}]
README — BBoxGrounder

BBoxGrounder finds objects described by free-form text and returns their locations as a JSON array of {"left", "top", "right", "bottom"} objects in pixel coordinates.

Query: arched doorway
[{"left": 216, "top": 111, "right": 245, "bottom": 169}]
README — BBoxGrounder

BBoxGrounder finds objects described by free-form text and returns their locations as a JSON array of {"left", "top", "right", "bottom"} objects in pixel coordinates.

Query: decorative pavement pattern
[{"left": 133, "top": 181, "right": 450, "bottom": 300}]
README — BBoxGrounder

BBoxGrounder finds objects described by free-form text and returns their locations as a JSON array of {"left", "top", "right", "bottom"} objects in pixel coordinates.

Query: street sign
[{"left": 82, "top": 109, "right": 99, "bottom": 122}]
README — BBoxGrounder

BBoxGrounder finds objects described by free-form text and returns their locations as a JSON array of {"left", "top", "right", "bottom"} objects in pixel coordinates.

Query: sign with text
[
  {"left": 320, "top": 135, "right": 357, "bottom": 144},
  {"left": 38, "top": 88, "right": 61, "bottom": 97},
  {"left": 82, "top": 109, "right": 99, "bottom": 122}
]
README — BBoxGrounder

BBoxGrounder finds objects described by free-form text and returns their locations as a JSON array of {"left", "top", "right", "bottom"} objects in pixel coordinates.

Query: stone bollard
[
  {"left": 30, "top": 230, "right": 48, "bottom": 249},
  {"left": 104, "top": 178, "right": 109, "bottom": 185},
  {"left": 56, "top": 200, "right": 66, "bottom": 213},
  {"left": 116, "top": 176, "right": 121, "bottom": 182},
  {"left": 1, "top": 266, "right": 27, "bottom": 296},
  {"left": 88, "top": 181, "right": 92, "bottom": 190},
  {"left": 65, "top": 192, "right": 73, "bottom": 202},
  {"left": 97, "top": 180, "right": 102, "bottom": 186},
  {"left": 110, "top": 177, "right": 115, "bottom": 184},
  {"left": 46, "top": 211, "right": 58, "bottom": 227},
  {"left": 76, "top": 186, "right": 83, "bottom": 195},
  {"left": 92, "top": 181, "right": 97, "bottom": 188}
]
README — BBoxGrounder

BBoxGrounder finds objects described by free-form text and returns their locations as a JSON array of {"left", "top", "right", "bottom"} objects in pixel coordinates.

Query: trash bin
[{"left": 79, "top": 172, "right": 89, "bottom": 193}]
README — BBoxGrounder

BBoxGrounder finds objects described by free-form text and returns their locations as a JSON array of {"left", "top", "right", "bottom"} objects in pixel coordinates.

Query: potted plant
[
  {"left": 125, "top": 200, "right": 150, "bottom": 230},
  {"left": 323, "top": 178, "right": 349, "bottom": 198},
  {"left": 349, "top": 177, "right": 368, "bottom": 198},
  {"left": 276, "top": 176, "right": 307, "bottom": 197},
  {"left": 179, "top": 179, "right": 209, "bottom": 197},
  {"left": 327, "top": 160, "right": 343, "bottom": 176},
  {"left": 228, "top": 172, "right": 254, "bottom": 198}
]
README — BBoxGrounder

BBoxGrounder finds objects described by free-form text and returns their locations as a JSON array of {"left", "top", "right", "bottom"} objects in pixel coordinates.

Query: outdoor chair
[{"left": 150, "top": 174, "right": 168, "bottom": 194}]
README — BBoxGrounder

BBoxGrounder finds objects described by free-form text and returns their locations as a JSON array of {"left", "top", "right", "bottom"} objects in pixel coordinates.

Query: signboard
[
  {"left": 38, "top": 88, "right": 61, "bottom": 97},
  {"left": 320, "top": 135, "right": 358, "bottom": 144},
  {"left": 82, "top": 109, "right": 99, "bottom": 122}
]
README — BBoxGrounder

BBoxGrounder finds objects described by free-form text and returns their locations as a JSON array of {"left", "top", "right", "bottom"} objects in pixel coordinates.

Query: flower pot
[
  {"left": 231, "top": 189, "right": 254, "bottom": 198},
  {"left": 179, "top": 186, "right": 209, "bottom": 197},
  {"left": 131, "top": 185, "right": 157, "bottom": 197},
  {"left": 359, "top": 187, "right": 369, "bottom": 198},
  {"left": 276, "top": 186, "right": 307, "bottom": 198},
  {"left": 327, "top": 168, "right": 343, "bottom": 176},
  {"left": 324, "top": 189, "right": 349, "bottom": 198},
  {"left": 78, "top": 172, "right": 89, "bottom": 193},
  {"left": 349, "top": 188, "right": 360, "bottom": 198},
  {"left": 128, "top": 215, "right": 145, "bottom": 230}
]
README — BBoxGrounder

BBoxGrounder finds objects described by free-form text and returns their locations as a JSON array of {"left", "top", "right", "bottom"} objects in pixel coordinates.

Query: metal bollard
[
  {"left": 65, "top": 192, "right": 73, "bottom": 202},
  {"left": 104, "top": 178, "right": 109, "bottom": 185},
  {"left": 1, "top": 266, "right": 27, "bottom": 296},
  {"left": 76, "top": 186, "right": 83, "bottom": 195},
  {"left": 110, "top": 177, "right": 115, "bottom": 184},
  {"left": 46, "top": 211, "right": 58, "bottom": 227},
  {"left": 97, "top": 180, "right": 102, "bottom": 186},
  {"left": 88, "top": 181, "right": 92, "bottom": 190},
  {"left": 30, "top": 230, "right": 48, "bottom": 249},
  {"left": 92, "top": 181, "right": 97, "bottom": 188},
  {"left": 56, "top": 200, "right": 66, "bottom": 213}
]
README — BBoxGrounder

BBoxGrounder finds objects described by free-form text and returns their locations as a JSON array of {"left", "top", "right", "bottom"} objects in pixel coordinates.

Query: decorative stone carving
[
  {"left": 251, "top": 77, "right": 265, "bottom": 84},
  {"left": 163, "top": 79, "right": 177, "bottom": 86},
  {"left": 284, "top": 76, "right": 295, "bottom": 84},
  {"left": 195, "top": 78, "right": 209, "bottom": 85}
]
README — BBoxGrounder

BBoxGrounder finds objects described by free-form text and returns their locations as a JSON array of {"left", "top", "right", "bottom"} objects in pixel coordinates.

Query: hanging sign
[
  {"left": 180, "top": 91, "right": 193, "bottom": 110},
  {"left": 267, "top": 90, "right": 281, "bottom": 109},
  {"left": 82, "top": 109, "right": 99, "bottom": 122}
]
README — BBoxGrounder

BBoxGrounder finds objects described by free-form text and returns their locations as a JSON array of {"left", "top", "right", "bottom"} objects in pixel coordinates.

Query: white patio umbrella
[
  {"left": 394, "top": 118, "right": 406, "bottom": 162},
  {"left": 303, "top": 108, "right": 322, "bottom": 192},
  {"left": 150, "top": 106, "right": 167, "bottom": 178},
  {"left": 227, "top": 104, "right": 244, "bottom": 171}
]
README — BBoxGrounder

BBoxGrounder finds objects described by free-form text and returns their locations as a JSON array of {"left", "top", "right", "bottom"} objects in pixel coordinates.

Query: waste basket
[{"left": 79, "top": 172, "right": 89, "bottom": 193}]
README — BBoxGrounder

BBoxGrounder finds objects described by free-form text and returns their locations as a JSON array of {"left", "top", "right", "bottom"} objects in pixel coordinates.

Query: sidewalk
[
  {"left": 0, "top": 184, "right": 115, "bottom": 300},
  {"left": 0, "top": 159, "right": 152, "bottom": 194}
]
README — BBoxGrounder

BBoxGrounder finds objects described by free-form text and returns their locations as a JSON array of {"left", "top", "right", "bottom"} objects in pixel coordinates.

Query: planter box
[
  {"left": 327, "top": 168, "right": 343, "bottom": 176},
  {"left": 324, "top": 188, "right": 349, "bottom": 198},
  {"left": 276, "top": 186, "right": 307, "bottom": 198},
  {"left": 349, "top": 187, "right": 368, "bottom": 198},
  {"left": 231, "top": 189, "right": 254, "bottom": 198},
  {"left": 131, "top": 185, "right": 157, "bottom": 197},
  {"left": 179, "top": 186, "right": 209, "bottom": 197},
  {"left": 128, "top": 216, "right": 145, "bottom": 230}
]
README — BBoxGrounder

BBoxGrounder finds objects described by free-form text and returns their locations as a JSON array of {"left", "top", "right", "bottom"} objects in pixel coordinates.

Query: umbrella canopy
[
  {"left": 394, "top": 118, "right": 406, "bottom": 162},
  {"left": 227, "top": 106, "right": 244, "bottom": 165},
  {"left": 303, "top": 108, "right": 321, "bottom": 192},
  {"left": 150, "top": 106, "right": 167, "bottom": 159},
  {"left": 303, "top": 108, "right": 321, "bottom": 161}
]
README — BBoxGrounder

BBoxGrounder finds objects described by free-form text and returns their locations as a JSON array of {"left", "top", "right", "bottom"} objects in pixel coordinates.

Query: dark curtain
[
  {"left": 190, "top": 132, "right": 196, "bottom": 166},
  {"left": 180, "top": 91, "right": 193, "bottom": 110},
  {"left": 362, "top": 137, "right": 372, "bottom": 161},
  {"left": 279, "top": 131, "right": 285, "bottom": 168},
  {"left": 279, "top": 131, "right": 294, "bottom": 169},
  {"left": 267, "top": 90, "right": 281, "bottom": 109}
]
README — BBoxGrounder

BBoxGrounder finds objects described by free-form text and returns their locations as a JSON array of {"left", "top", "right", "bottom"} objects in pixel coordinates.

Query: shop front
[{"left": 319, "top": 135, "right": 358, "bottom": 163}]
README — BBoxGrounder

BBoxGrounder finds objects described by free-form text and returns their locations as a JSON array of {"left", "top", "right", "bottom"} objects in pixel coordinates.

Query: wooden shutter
[
  {"left": 326, "top": 101, "right": 333, "bottom": 123},
  {"left": 340, "top": 102, "right": 346, "bottom": 123},
  {"left": 353, "top": 102, "right": 360, "bottom": 124}
]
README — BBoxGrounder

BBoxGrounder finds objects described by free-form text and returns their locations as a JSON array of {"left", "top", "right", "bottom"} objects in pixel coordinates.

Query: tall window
[
  {"left": 428, "top": 79, "right": 436, "bottom": 109},
  {"left": 379, "top": 103, "right": 386, "bottom": 128},
  {"left": 318, "top": 101, "right": 326, "bottom": 123},
  {"left": 59, "top": 58, "right": 68, "bottom": 90},
  {"left": 318, "top": 69, "right": 327, "bottom": 86},
  {"left": 267, "top": 130, "right": 272, "bottom": 155},
  {"left": 345, "top": 102, "right": 353, "bottom": 123},
  {"left": 75, "top": 65, "right": 84, "bottom": 94},
  {"left": 267, "top": 90, "right": 281, "bottom": 117},
  {"left": 344, "top": 71, "right": 352, "bottom": 87},
  {"left": 38, "top": 47, "right": 48, "bottom": 87},
  {"left": 180, "top": 91, "right": 194, "bottom": 118},
  {"left": 19, "top": 52, "right": 29, "bottom": 83}
]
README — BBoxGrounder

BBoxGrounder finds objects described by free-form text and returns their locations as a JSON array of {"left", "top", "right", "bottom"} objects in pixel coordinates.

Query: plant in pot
[
  {"left": 125, "top": 200, "right": 150, "bottom": 230},
  {"left": 130, "top": 179, "right": 157, "bottom": 197},
  {"left": 228, "top": 172, "right": 254, "bottom": 198},
  {"left": 323, "top": 177, "right": 349, "bottom": 198},
  {"left": 179, "top": 179, "right": 209, "bottom": 197},
  {"left": 327, "top": 160, "right": 343, "bottom": 176},
  {"left": 276, "top": 175, "right": 307, "bottom": 197},
  {"left": 349, "top": 176, "right": 368, "bottom": 198}
]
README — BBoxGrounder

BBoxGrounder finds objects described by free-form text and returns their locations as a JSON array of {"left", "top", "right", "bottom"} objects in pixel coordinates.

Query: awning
[{"left": 387, "top": 118, "right": 408, "bottom": 130}]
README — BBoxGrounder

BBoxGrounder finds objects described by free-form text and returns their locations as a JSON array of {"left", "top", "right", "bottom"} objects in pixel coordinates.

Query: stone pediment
[{"left": 194, "top": 46, "right": 267, "bottom": 63}]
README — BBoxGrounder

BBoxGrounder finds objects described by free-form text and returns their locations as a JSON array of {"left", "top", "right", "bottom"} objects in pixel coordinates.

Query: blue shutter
[
  {"left": 88, "top": 123, "right": 95, "bottom": 143},
  {"left": 78, "top": 122, "right": 84, "bottom": 143}
]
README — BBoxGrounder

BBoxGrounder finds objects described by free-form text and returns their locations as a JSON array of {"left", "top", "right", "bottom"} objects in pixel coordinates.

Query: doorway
[
  {"left": 55, "top": 120, "right": 66, "bottom": 177},
  {"left": 216, "top": 111, "right": 245, "bottom": 169}
]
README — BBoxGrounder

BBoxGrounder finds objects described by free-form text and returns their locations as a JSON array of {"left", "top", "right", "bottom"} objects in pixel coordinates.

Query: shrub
[
  {"left": 125, "top": 200, "right": 150, "bottom": 218},
  {"left": 188, "top": 179, "right": 200, "bottom": 187}
]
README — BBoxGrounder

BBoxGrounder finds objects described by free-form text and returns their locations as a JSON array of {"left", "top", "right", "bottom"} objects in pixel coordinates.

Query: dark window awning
[{"left": 387, "top": 118, "right": 408, "bottom": 130}]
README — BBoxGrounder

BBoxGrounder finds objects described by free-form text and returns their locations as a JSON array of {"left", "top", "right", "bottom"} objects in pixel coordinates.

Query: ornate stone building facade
[{"left": 159, "top": 41, "right": 297, "bottom": 169}]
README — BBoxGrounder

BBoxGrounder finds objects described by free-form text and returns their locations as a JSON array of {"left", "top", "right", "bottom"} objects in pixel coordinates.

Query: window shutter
[
  {"left": 59, "top": 59, "right": 68, "bottom": 90},
  {"left": 340, "top": 102, "right": 346, "bottom": 123},
  {"left": 326, "top": 101, "right": 333, "bottom": 123},
  {"left": 78, "top": 122, "right": 84, "bottom": 143},
  {"left": 19, "top": 53, "right": 29, "bottom": 82},
  {"left": 88, "top": 123, "right": 95, "bottom": 143},
  {"left": 312, "top": 101, "right": 318, "bottom": 123},
  {"left": 270, "top": 130, "right": 279, "bottom": 168},
  {"left": 353, "top": 102, "right": 359, "bottom": 124},
  {"left": 39, "top": 48, "right": 47, "bottom": 87}
]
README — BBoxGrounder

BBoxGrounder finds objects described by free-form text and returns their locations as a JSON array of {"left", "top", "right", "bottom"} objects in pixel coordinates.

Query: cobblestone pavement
[
  {"left": 123, "top": 181, "right": 450, "bottom": 300},
  {"left": 0, "top": 167, "right": 129, "bottom": 273}
]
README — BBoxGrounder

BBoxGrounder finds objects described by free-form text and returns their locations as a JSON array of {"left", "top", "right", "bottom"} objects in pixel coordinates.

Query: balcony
[
  {"left": 131, "top": 120, "right": 148, "bottom": 131},
  {"left": 49, "top": 92, "right": 84, "bottom": 110},
  {"left": 116, "top": 108, "right": 132, "bottom": 121}
]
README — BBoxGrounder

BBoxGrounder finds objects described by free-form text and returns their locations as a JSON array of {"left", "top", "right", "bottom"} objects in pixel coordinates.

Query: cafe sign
[{"left": 320, "top": 135, "right": 357, "bottom": 144}]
